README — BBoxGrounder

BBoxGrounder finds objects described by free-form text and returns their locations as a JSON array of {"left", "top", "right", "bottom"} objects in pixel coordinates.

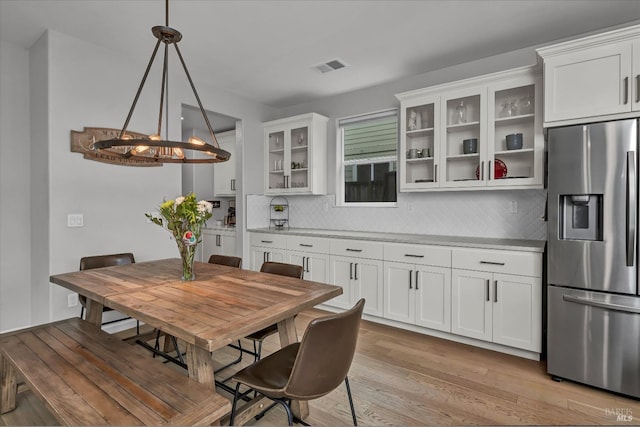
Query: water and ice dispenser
[{"left": 559, "top": 194, "right": 603, "bottom": 241}]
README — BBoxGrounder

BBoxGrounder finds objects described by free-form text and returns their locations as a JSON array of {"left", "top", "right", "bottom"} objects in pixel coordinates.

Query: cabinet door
[
  {"left": 543, "top": 41, "right": 633, "bottom": 122},
  {"left": 383, "top": 261, "right": 414, "bottom": 324},
  {"left": 221, "top": 233, "right": 236, "bottom": 257},
  {"left": 451, "top": 269, "right": 492, "bottom": 341},
  {"left": 353, "top": 259, "right": 383, "bottom": 317},
  {"left": 487, "top": 76, "right": 543, "bottom": 187},
  {"left": 202, "top": 233, "right": 223, "bottom": 261},
  {"left": 288, "top": 251, "right": 329, "bottom": 283},
  {"left": 328, "top": 256, "right": 354, "bottom": 309},
  {"left": 440, "top": 86, "right": 487, "bottom": 188},
  {"left": 415, "top": 265, "right": 451, "bottom": 332},
  {"left": 250, "top": 247, "right": 285, "bottom": 271},
  {"left": 400, "top": 96, "right": 441, "bottom": 190},
  {"left": 492, "top": 273, "right": 541, "bottom": 352},
  {"left": 265, "top": 126, "right": 289, "bottom": 193},
  {"left": 214, "top": 131, "right": 236, "bottom": 196}
]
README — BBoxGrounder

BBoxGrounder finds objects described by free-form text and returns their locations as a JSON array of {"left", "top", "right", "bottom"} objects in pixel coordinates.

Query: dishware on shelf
[
  {"left": 408, "top": 110, "right": 418, "bottom": 131},
  {"left": 407, "top": 148, "right": 421, "bottom": 159},
  {"left": 463, "top": 138, "right": 478, "bottom": 154},
  {"left": 500, "top": 99, "right": 518, "bottom": 117},
  {"left": 506, "top": 133, "right": 524, "bottom": 150},
  {"left": 517, "top": 93, "right": 533, "bottom": 114},
  {"left": 476, "top": 158, "right": 507, "bottom": 179}
]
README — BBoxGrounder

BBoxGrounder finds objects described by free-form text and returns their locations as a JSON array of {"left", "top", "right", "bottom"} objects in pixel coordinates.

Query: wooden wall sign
[{"left": 70, "top": 127, "right": 161, "bottom": 166}]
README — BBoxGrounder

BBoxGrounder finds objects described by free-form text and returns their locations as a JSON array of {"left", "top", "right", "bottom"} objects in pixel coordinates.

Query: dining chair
[
  {"left": 241, "top": 261, "right": 305, "bottom": 362},
  {"left": 208, "top": 254, "right": 243, "bottom": 268},
  {"left": 79, "top": 252, "right": 139, "bottom": 334},
  {"left": 229, "top": 298, "right": 365, "bottom": 426}
]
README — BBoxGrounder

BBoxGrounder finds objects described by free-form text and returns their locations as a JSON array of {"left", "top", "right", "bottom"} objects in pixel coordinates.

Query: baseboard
[{"left": 101, "top": 318, "right": 143, "bottom": 334}]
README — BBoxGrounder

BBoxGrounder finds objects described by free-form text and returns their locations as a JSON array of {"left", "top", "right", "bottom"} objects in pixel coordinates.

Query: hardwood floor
[{"left": 2, "top": 308, "right": 639, "bottom": 426}]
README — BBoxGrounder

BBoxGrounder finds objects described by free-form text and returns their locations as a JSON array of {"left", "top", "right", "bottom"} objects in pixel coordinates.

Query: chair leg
[
  {"left": 345, "top": 376, "right": 358, "bottom": 426},
  {"left": 80, "top": 306, "right": 85, "bottom": 319},
  {"left": 273, "top": 399, "right": 293, "bottom": 426},
  {"left": 229, "top": 382, "right": 241, "bottom": 426}
]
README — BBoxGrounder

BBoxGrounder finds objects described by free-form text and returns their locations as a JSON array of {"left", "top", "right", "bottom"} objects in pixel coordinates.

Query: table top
[{"left": 50, "top": 259, "right": 342, "bottom": 352}]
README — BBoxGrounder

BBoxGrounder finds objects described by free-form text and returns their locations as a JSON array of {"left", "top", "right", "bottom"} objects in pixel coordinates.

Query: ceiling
[{"left": 2, "top": 0, "right": 640, "bottom": 110}]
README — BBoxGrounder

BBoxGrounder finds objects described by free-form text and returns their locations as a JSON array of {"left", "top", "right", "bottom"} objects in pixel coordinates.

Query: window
[{"left": 337, "top": 109, "right": 398, "bottom": 205}]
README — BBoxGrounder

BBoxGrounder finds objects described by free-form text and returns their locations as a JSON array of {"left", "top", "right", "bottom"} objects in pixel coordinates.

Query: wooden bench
[{"left": 0, "top": 318, "right": 230, "bottom": 426}]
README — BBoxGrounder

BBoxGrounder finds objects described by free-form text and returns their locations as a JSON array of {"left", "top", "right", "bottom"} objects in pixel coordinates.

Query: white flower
[
  {"left": 197, "top": 200, "right": 213, "bottom": 214},
  {"left": 175, "top": 196, "right": 185, "bottom": 206}
]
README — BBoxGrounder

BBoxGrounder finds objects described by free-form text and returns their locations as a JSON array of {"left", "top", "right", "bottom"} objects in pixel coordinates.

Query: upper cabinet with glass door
[
  {"left": 264, "top": 113, "right": 328, "bottom": 195},
  {"left": 396, "top": 65, "right": 543, "bottom": 192}
]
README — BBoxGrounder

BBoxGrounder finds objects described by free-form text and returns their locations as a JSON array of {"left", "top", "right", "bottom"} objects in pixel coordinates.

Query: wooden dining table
[{"left": 49, "top": 258, "right": 342, "bottom": 424}]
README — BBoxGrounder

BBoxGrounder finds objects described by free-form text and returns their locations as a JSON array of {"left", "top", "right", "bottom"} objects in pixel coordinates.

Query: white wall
[{"left": 0, "top": 41, "right": 32, "bottom": 331}]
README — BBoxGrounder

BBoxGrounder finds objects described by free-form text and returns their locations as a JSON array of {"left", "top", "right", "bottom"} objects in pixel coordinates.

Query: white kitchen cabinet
[
  {"left": 213, "top": 130, "right": 236, "bottom": 197},
  {"left": 383, "top": 243, "right": 452, "bottom": 332},
  {"left": 537, "top": 25, "right": 640, "bottom": 125},
  {"left": 396, "top": 66, "right": 543, "bottom": 191},
  {"left": 249, "top": 232, "right": 287, "bottom": 270},
  {"left": 328, "top": 239, "right": 384, "bottom": 316},
  {"left": 200, "top": 229, "right": 236, "bottom": 261},
  {"left": 264, "top": 113, "right": 328, "bottom": 195},
  {"left": 451, "top": 248, "right": 542, "bottom": 352},
  {"left": 285, "top": 235, "right": 330, "bottom": 283}
]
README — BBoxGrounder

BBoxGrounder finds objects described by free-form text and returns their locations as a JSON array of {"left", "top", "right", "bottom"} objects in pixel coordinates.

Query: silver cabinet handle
[
  {"left": 409, "top": 269, "right": 413, "bottom": 289},
  {"left": 354, "top": 263, "right": 358, "bottom": 280},
  {"left": 415, "top": 270, "right": 419, "bottom": 290},
  {"left": 404, "top": 254, "right": 424, "bottom": 258},
  {"left": 624, "top": 76, "right": 630, "bottom": 104},
  {"left": 481, "top": 161, "right": 485, "bottom": 181},
  {"left": 346, "top": 248, "right": 363, "bottom": 252},
  {"left": 485, "top": 280, "right": 490, "bottom": 302},
  {"left": 563, "top": 294, "right": 640, "bottom": 314},
  {"left": 231, "top": 179, "right": 236, "bottom": 191},
  {"left": 434, "top": 164, "right": 438, "bottom": 183},
  {"left": 636, "top": 74, "right": 640, "bottom": 103},
  {"left": 494, "top": 280, "right": 498, "bottom": 303},
  {"left": 488, "top": 160, "right": 492, "bottom": 180},
  {"left": 480, "top": 260, "right": 505, "bottom": 266},
  {"left": 261, "top": 240, "right": 273, "bottom": 244},
  {"left": 216, "top": 234, "right": 221, "bottom": 247},
  {"left": 306, "top": 257, "right": 310, "bottom": 273},
  {"left": 299, "top": 243, "right": 313, "bottom": 247},
  {"left": 627, "top": 151, "right": 636, "bottom": 267},
  {"left": 349, "top": 262, "right": 353, "bottom": 280}
]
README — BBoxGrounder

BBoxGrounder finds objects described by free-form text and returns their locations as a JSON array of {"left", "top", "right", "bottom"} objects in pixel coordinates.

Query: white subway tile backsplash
[{"left": 247, "top": 190, "right": 547, "bottom": 240}]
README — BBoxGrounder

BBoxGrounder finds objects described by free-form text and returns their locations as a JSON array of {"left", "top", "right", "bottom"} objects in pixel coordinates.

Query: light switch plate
[{"left": 67, "top": 213, "right": 84, "bottom": 227}]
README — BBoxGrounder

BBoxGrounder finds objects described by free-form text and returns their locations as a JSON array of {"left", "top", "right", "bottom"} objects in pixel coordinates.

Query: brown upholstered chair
[
  {"left": 229, "top": 298, "right": 365, "bottom": 426},
  {"left": 240, "top": 262, "right": 305, "bottom": 362},
  {"left": 208, "top": 254, "right": 242, "bottom": 268},
  {"left": 78, "top": 252, "right": 138, "bottom": 334}
]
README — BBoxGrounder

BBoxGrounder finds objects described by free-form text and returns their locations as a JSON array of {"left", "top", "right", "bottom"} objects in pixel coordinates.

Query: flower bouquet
[{"left": 146, "top": 193, "right": 213, "bottom": 280}]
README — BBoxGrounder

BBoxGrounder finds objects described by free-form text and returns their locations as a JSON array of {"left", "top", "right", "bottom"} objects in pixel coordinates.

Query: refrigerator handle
[
  {"left": 563, "top": 294, "right": 640, "bottom": 314},
  {"left": 627, "top": 151, "right": 636, "bottom": 267}
]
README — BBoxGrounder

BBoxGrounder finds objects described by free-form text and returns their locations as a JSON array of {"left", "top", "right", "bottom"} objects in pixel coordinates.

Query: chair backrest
[
  {"left": 285, "top": 298, "right": 365, "bottom": 400},
  {"left": 79, "top": 253, "right": 135, "bottom": 270},
  {"left": 260, "top": 261, "right": 304, "bottom": 279},
  {"left": 208, "top": 254, "right": 242, "bottom": 268}
]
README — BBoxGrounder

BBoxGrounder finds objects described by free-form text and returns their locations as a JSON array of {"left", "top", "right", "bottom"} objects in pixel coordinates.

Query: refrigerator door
[
  {"left": 548, "top": 285, "right": 640, "bottom": 398},
  {"left": 548, "top": 119, "right": 638, "bottom": 295}
]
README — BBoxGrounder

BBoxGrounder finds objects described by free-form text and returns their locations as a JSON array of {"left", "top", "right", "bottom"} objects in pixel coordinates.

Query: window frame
[{"left": 335, "top": 108, "right": 399, "bottom": 207}]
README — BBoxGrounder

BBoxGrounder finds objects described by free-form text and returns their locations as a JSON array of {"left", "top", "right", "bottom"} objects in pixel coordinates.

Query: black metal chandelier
[{"left": 93, "top": 0, "right": 230, "bottom": 164}]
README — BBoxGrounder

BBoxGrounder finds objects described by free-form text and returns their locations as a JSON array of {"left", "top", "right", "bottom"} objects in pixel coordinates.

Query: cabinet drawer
[
  {"left": 384, "top": 243, "right": 451, "bottom": 267},
  {"left": 331, "top": 239, "right": 383, "bottom": 259},
  {"left": 452, "top": 248, "right": 542, "bottom": 277},
  {"left": 250, "top": 233, "right": 287, "bottom": 248},
  {"left": 286, "top": 235, "right": 330, "bottom": 254}
]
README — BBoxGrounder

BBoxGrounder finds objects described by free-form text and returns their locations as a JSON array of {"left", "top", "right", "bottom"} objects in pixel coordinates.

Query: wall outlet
[
  {"left": 509, "top": 201, "right": 518, "bottom": 214},
  {"left": 68, "top": 293, "right": 79, "bottom": 308},
  {"left": 67, "top": 213, "right": 84, "bottom": 227},
  {"left": 408, "top": 202, "right": 415, "bottom": 213}
]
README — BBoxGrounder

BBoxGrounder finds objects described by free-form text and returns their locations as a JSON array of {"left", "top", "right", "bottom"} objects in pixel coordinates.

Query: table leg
[
  {"left": 185, "top": 343, "right": 215, "bottom": 390},
  {"left": 0, "top": 353, "right": 17, "bottom": 414},
  {"left": 85, "top": 299, "right": 104, "bottom": 326},
  {"left": 277, "top": 316, "right": 309, "bottom": 420}
]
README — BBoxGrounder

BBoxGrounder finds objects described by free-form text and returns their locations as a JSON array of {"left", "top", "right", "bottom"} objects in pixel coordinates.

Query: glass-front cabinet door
[
  {"left": 399, "top": 96, "right": 440, "bottom": 190},
  {"left": 487, "top": 76, "right": 543, "bottom": 187},
  {"left": 440, "top": 87, "right": 486, "bottom": 188},
  {"left": 264, "top": 113, "right": 328, "bottom": 195}
]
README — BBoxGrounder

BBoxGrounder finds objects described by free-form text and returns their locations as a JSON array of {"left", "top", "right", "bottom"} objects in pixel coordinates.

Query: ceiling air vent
[{"left": 313, "top": 59, "right": 348, "bottom": 74}]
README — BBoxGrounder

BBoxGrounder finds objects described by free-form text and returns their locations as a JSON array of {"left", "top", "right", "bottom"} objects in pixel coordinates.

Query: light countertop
[{"left": 248, "top": 227, "right": 545, "bottom": 253}]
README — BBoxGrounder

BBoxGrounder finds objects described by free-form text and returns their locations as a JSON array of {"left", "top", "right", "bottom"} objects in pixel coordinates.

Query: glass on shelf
[
  {"left": 500, "top": 99, "right": 518, "bottom": 118},
  {"left": 517, "top": 93, "right": 533, "bottom": 115},
  {"left": 455, "top": 100, "right": 467, "bottom": 124}
]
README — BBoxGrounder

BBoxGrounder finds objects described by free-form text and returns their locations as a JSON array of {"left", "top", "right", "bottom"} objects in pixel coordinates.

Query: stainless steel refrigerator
[{"left": 547, "top": 118, "right": 640, "bottom": 399}]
